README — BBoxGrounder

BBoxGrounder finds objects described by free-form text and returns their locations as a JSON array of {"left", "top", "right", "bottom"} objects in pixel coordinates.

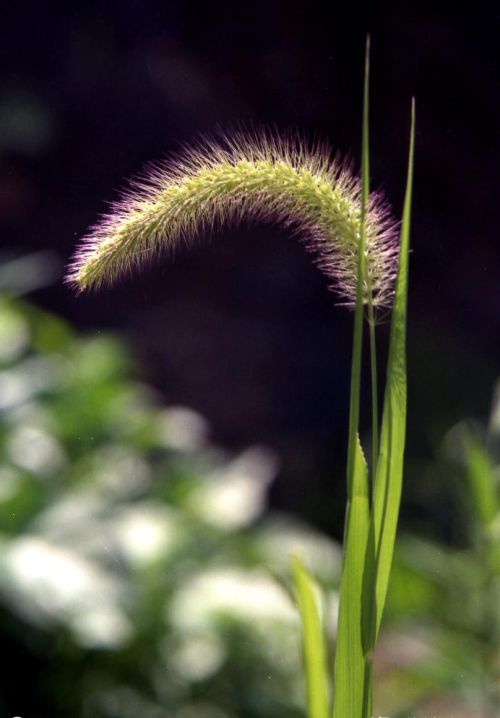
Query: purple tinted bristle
[{"left": 66, "top": 128, "right": 400, "bottom": 312}]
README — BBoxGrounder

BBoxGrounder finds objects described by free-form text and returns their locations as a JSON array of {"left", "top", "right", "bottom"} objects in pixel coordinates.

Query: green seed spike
[{"left": 67, "top": 129, "right": 399, "bottom": 312}]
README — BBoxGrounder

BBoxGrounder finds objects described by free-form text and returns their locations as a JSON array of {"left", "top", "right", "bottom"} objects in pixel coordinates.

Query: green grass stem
[{"left": 332, "top": 37, "right": 374, "bottom": 718}]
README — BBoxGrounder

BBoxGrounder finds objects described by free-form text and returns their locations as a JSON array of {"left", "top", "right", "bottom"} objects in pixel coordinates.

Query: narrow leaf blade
[
  {"left": 291, "top": 555, "right": 330, "bottom": 718},
  {"left": 332, "top": 436, "right": 371, "bottom": 718},
  {"left": 372, "top": 100, "right": 415, "bottom": 637}
]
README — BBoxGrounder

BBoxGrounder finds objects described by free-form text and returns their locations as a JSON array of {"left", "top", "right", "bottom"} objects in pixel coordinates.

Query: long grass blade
[
  {"left": 332, "top": 37, "right": 373, "bottom": 718},
  {"left": 332, "top": 436, "right": 372, "bottom": 718},
  {"left": 291, "top": 555, "right": 330, "bottom": 718},
  {"left": 372, "top": 99, "right": 416, "bottom": 637}
]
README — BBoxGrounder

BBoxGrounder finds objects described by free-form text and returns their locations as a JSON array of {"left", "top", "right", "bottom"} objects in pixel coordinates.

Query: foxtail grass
[
  {"left": 67, "top": 131, "right": 399, "bottom": 311},
  {"left": 68, "top": 38, "right": 415, "bottom": 718}
]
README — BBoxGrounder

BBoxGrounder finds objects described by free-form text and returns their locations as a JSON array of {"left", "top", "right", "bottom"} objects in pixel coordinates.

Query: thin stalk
[
  {"left": 345, "top": 31, "right": 371, "bottom": 492},
  {"left": 359, "top": 35, "right": 374, "bottom": 716},
  {"left": 362, "top": 657, "right": 373, "bottom": 718},
  {"left": 365, "top": 291, "right": 379, "bottom": 716},
  {"left": 345, "top": 252, "right": 364, "bottom": 491},
  {"left": 361, "top": 34, "right": 378, "bottom": 479},
  {"left": 367, "top": 303, "right": 379, "bottom": 473},
  {"left": 332, "top": 37, "right": 372, "bottom": 718},
  {"left": 346, "top": 35, "right": 371, "bottom": 486}
]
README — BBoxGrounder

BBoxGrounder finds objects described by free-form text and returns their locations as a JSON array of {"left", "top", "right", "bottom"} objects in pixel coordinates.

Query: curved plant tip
[{"left": 67, "top": 129, "right": 399, "bottom": 310}]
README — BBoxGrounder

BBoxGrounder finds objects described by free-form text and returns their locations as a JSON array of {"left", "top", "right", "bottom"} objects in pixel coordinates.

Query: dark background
[{"left": 1, "top": 0, "right": 498, "bottom": 538}]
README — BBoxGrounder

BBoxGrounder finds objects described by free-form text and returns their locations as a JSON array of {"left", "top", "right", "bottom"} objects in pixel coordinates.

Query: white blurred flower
[
  {"left": 257, "top": 514, "right": 342, "bottom": 582},
  {"left": 37, "top": 488, "right": 104, "bottom": 530},
  {"left": 169, "top": 567, "right": 297, "bottom": 632},
  {"left": 72, "top": 605, "right": 131, "bottom": 649},
  {"left": 32, "top": 486, "right": 179, "bottom": 569},
  {"left": 167, "top": 632, "right": 225, "bottom": 682},
  {"left": 6, "top": 425, "right": 66, "bottom": 476},
  {"left": 156, "top": 406, "right": 209, "bottom": 451},
  {"left": 90, "top": 444, "right": 151, "bottom": 497},
  {"left": 0, "top": 356, "right": 69, "bottom": 411},
  {"left": 0, "top": 535, "right": 130, "bottom": 648},
  {"left": 0, "top": 370, "right": 32, "bottom": 410},
  {"left": 109, "top": 502, "right": 180, "bottom": 565},
  {"left": 188, "top": 447, "right": 277, "bottom": 530},
  {"left": 7, "top": 401, "right": 56, "bottom": 429}
]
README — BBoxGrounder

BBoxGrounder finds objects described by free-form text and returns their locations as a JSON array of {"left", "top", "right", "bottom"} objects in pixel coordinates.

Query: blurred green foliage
[
  {"left": 378, "top": 391, "right": 500, "bottom": 716},
  {"left": 0, "top": 291, "right": 498, "bottom": 717},
  {"left": 0, "top": 294, "right": 341, "bottom": 718}
]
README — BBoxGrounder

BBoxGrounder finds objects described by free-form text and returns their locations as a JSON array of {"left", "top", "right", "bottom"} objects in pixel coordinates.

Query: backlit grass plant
[{"left": 68, "top": 42, "right": 415, "bottom": 718}]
